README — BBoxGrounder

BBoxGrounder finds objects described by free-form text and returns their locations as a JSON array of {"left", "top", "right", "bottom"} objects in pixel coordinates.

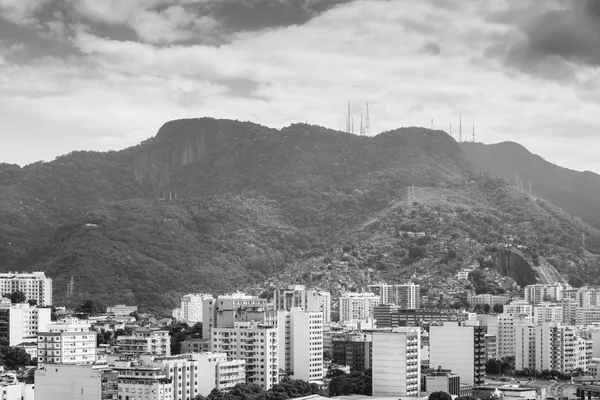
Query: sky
[{"left": 1, "top": 0, "right": 600, "bottom": 172}]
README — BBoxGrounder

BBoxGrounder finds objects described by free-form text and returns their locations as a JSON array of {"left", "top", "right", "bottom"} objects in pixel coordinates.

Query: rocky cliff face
[
  {"left": 132, "top": 118, "right": 223, "bottom": 187},
  {"left": 490, "top": 248, "right": 567, "bottom": 286}
]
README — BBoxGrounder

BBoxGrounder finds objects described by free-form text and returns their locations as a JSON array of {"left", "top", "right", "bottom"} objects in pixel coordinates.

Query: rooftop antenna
[
  {"left": 365, "top": 103, "right": 371, "bottom": 136},
  {"left": 459, "top": 114, "right": 462, "bottom": 143},
  {"left": 346, "top": 103, "right": 351, "bottom": 133}
]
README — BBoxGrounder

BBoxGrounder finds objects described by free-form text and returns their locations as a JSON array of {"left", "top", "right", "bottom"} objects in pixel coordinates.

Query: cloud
[{"left": 495, "top": 0, "right": 600, "bottom": 79}]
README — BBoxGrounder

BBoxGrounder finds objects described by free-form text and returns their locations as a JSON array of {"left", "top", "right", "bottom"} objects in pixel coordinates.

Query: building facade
[
  {"left": 372, "top": 328, "right": 420, "bottom": 397},
  {"left": 339, "top": 293, "right": 380, "bottom": 322},
  {"left": 0, "top": 302, "right": 51, "bottom": 346},
  {"left": 37, "top": 318, "right": 96, "bottom": 365},
  {"left": 0, "top": 272, "right": 52, "bottom": 306},
  {"left": 273, "top": 285, "right": 331, "bottom": 324},
  {"left": 116, "top": 328, "right": 171, "bottom": 356}
]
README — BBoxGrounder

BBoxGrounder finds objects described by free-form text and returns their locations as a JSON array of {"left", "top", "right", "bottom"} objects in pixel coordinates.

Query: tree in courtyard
[
  {"left": 10, "top": 291, "right": 26, "bottom": 304},
  {"left": 428, "top": 391, "right": 452, "bottom": 400}
]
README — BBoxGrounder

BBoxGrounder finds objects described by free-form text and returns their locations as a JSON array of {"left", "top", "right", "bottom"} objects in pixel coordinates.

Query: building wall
[
  {"left": 0, "top": 272, "right": 52, "bottom": 306},
  {"left": 291, "top": 308, "right": 323, "bottom": 383},
  {"left": 372, "top": 329, "right": 420, "bottom": 397},
  {"left": 0, "top": 303, "right": 51, "bottom": 346},
  {"left": 35, "top": 364, "right": 107, "bottom": 400}
]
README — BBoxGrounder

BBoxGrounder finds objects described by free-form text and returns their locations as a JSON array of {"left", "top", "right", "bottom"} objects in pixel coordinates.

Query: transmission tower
[
  {"left": 365, "top": 103, "right": 371, "bottom": 136},
  {"left": 472, "top": 122, "right": 475, "bottom": 142},
  {"left": 346, "top": 103, "right": 351, "bottom": 133},
  {"left": 66, "top": 275, "right": 75, "bottom": 297}
]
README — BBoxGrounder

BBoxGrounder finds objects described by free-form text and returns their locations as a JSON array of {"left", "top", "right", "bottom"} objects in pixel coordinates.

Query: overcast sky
[{"left": 1, "top": 0, "right": 600, "bottom": 172}]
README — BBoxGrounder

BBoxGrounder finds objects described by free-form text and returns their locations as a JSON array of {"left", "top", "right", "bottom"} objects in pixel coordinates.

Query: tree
[
  {"left": 27, "top": 299, "right": 37, "bottom": 306},
  {"left": 483, "top": 304, "right": 491, "bottom": 314},
  {"left": 428, "top": 391, "right": 452, "bottom": 400},
  {"left": 76, "top": 300, "right": 105, "bottom": 315},
  {"left": 493, "top": 303, "right": 504, "bottom": 313},
  {"left": 0, "top": 346, "right": 32, "bottom": 369},
  {"left": 10, "top": 291, "right": 26, "bottom": 304}
]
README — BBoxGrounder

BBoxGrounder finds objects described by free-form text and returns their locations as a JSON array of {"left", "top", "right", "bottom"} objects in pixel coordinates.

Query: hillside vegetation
[{"left": 1, "top": 118, "right": 599, "bottom": 313}]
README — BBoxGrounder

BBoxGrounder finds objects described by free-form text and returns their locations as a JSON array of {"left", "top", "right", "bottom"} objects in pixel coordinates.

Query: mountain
[
  {"left": 1, "top": 118, "right": 599, "bottom": 313},
  {"left": 462, "top": 141, "right": 600, "bottom": 230}
]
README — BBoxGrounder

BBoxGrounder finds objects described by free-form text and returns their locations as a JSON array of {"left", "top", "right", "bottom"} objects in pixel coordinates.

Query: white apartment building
[
  {"left": 559, "top": 300, "right": 579, "bottom": 325},
  {"left": 211, "top": 321, "right": 279, "bottom": 390},
  {"left": 116, "top": 327, "right": 171, "bottom": 356},
  {"left": 202, "top": 293, "right": 272, "bottom": 339},
  {"left": 0, "top": 302, "right": 51, "bottom": 346},
  {"left": 273, "top": 285, "right": 331, "bottom": 324},
  {"left": 504, "top": 300, "right": 533, "bottom": 316},
  {"left": 515, "top": 322, "right": 536, "bottom": 371},
  {"left": 533, "top": 303, "right": 564, "bottom": 326},
  {"left": 534, "top": 323, "right": 592, "bottom": 373},
  {"left": 136, "top": 353, "right": 245, "bottom": 400},
  {"left": 467, "top": 294, "right": 509, "bottom": 307},
  {"left": 497, "top": 314, "right": 534, "bottom": 358},
  {"left": 194, "top": 352, "right": 246, "bottom": 396},
  {"left": 172, "top": 294, "right": 213, "bottom": 325},
  {"left": 35, "top": 364, "right": 118, "bottom": 400},
  {"left": 112, "top": 359, "right": 173, "bottom": 400},
  {"left": 37, "top": 318, "right": 96, "bottom": 365},
  {"left": 524, "top": 283, "right": 569, "bottom": 304},
  {"left": 339, "top": 293, "right": 380, "bottom": 322},
  {"left": 277, "top": 308, "right": 323, "bottom": 383},
  {"left": 429, "top": 322, "right": 486, "bottom": 385},
  {"left": 106, "top": 304, "right": 138, "bottom": 317},
  {"left": 367, "top": 283, "right": 420, "bottom": 309},
  {"left": 372, "top": 328, "right": 420, "bottom": 397},
  {"left": 576, "top": 306, "right": 600, "bottom": 325},
  {"left": 0, "top": 271, "right": 52, "bottom": 306}
]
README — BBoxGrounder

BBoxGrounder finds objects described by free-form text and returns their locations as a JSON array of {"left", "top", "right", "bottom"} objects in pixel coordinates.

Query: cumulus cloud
[{"left": 495, "top": 0, "right": 600, "bottom": 79}]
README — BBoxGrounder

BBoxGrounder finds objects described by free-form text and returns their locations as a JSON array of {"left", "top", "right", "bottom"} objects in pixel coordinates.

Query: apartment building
[
  {"left": 372, "top": 328, "right": 420, "bottom": 397},
  {"left": 35, "top": 364, "right": 118, "bottom": 400},
  {"left": 524, "top": 283, "right": 569, "bottom": 304},
  {"left": 504, "top": 300, "right": 533, "bottom": 316},
  {"left": 172, "top": 294, "right": 213, "bottom": 325},
  {"left": 211, "top": 321, "right": 279, "bottom": 390},
  {"left": 112, "top": 359, "right": 173, "bottom": 400},
  {"left": 37, "top": 318, "right": 96, "bottom": 365},
  {"left": 374, "top": 306, "right": 464, "bottom": 328},
  {"left": 0, "top": 302, "right": 51, "bottom": 346},
  {"left": 332, "top": 332, "right": 372, "bottom": 371},
  {"left": 368, "top": 283, "right": 420, "bottom": 309},
  {"left": 277, "top": 308, "right": 323, "bottom": 383},
  {"left": 116, "top": 327, "right": 171, "bottom": 356},
  {"left": 576, "top": 306, "right": 600, "bottom": 325},
  {"left": 202, "top": 293, "right": 275, "bottom": 339},
  {"left": 106, "top": 305, "right": 138, "bottom": 317},
  {"left": 467, "top": 294, "right": 509, "bottom": 307},
  {"left": 339, "top": 293, "right": 380, "bottom": 322},
  {"left": 533, "top": 303, "right": 564, "bottom": 326},
  {"left": 429, "top": 322, "right": 486, "bottom": 385},
  {"left": 193, "top": 352, "right": 246, "bottom": 396},
  {"left": 273, "top": 285, "right": 331, "bottom": 324},
  {"left": 0, "top": 271, "right": 52, "bottom": 306}
]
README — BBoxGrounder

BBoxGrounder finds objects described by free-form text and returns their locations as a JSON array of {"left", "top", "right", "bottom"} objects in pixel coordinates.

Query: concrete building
[
  {"left": 576, "top": 307, "right": 600, "bottom": 325},
  {"left": 136, "top": 352, "right": 245, "bottom": 400},
  {"left": 211, "top": 321, "right": 279, "bottom": 390},
  {"left": 116, "top": 327, "right": 171, "bottom": 356},
  {"left": 0, "top": 302, "right": 51, "bottom": 346},
  {"left": 533, "top": 303, "right": 563, "bottom": 326},
  {"left": 112, "top": 359, "right": 173, "bottom": 400},
  {"left": 172, "top": 294, "right": 213, "bottom": 325},
  {"left": 524, "top": 283, "right": 569, "bottom": 304},
  {"left": 193, "top": 352, "right": 246, "bottom": 396},
  {"left": 374, "top": 306, "right": 464, "bottom": 329},
  {"left": 497, "top": 313, "right": 534, "bottom": 359},
  {"left": 202, "top": 293, "right": 275, "bottom": 339},
  {"left": 485, "top": 335, "right": 498, "bottom": 360},
  {"left": 35, "top": 364, "right": 118, "bottom": 400},
  {"left": 273, "top": 285, "right": 331, "bottom": 324},
  {"left": 421, "top": 369, "right": 461, "bottom": 396},
  {"left": 277, "top": 308, "right": 323, "bottom": 383},
  {"left": 467, "top": 294, "right": 509, "bottom": 307},
  {"left": 37, "top": 318, "right": 96, "bottom": 365},
  {"left": 332, "top": 332, "right": 372, "bottom": 371},
  {"left": 515, "top": 322, "right": 536, "bottom": 371},
  {"left": 0, "top": 271, "right": 52, "bottom": 306},
  {"left": 367, "top": 283, "right": 421, "bottom": 309},
  {"left": 339, "top": 293, "right": 380, "bottom": 322},
  {"left": 181, "top": 338, "right": 210, "bottom": 353},
  {"left": 504, "top": 300, "right": 533, "bottom": 316},
  {"left": 372, "top": 328, "right": 420, "bottom": 397},
  {"left": 429, "top": 322, "right": 486, "bottom": 385},
  {"left": 106, "top": 305, "right": 137, "bottom": 317}
]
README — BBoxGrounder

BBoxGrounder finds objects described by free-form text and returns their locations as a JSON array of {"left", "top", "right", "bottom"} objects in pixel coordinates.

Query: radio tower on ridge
[
  {"left": 360, "top": 114, "right": 365, "bottom": 135},
  {"left": 365, "top": 103, "right": 371, "bottom": 136},
  {"left": 459, "top": 114, "right": 462, "bottom": 143},
  {"left": 345, "top": 103, "right": 351, "bottom": 133},
  {"left": 66, "top": 275, "right": 75, "bottom": 297},
  {"left": 472, "top": 122, "right": 475, "bottom": 142}
]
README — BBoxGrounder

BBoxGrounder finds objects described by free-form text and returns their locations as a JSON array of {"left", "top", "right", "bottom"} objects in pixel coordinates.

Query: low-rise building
[
  {"left": 37, "top": 318, "right": 96, "bottom": 365},
  {"left": 35, "top": 364, "right": 118, "bottom": 400},
  {"left": 116, "top": 327, "right": 170, "bottom": 356}
]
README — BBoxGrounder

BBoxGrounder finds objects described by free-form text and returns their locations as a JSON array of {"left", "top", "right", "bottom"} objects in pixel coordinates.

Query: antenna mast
[
  {"left": 360, "top": 114, "right": 365, "bottom": 136},
  {"left": 365, "top": 103, "right": 371, "bottom": 136},
  {"left": 459, "top": 114, "right": 462, "bottom": 143},
  {"left": 346, "top": 103, "right": 351, "bottom": 133}
]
